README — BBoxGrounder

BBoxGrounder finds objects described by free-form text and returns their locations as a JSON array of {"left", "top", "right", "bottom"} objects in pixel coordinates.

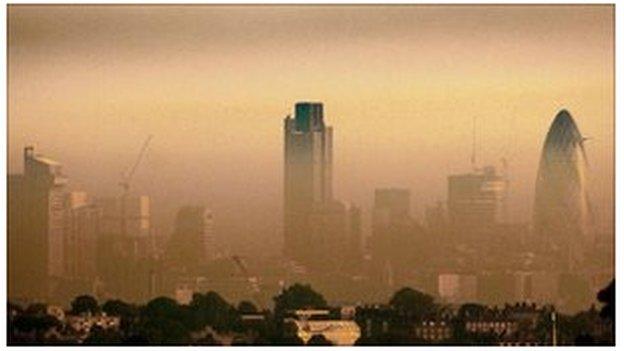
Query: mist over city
[{"left": 7, "top": 4, "right": 615, "bottom": 346}]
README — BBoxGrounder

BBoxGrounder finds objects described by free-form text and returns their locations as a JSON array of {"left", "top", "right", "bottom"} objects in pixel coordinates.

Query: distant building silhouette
[
  {"left": 346, "top": 204, "right": 363, "bottom": 267},
  {"left": 95, "top": 195, "right": 151, "bottom": 301},
  {"left": 8, "top": 146, "right": 68, "bottom": 302},
  {"left": 283, "top": 102, "right": 334, "bottom": 265},
  {"left": 447, "top": 166, "right": 507, "bottom": 241},
  {"left": 371, "top": 188, "right": 416, "bottom": 285},
  {"left": 62, "top": 191, "right": 101, "bottom": 298},
  {"left": 533, "top": 109, "right": 592, "bottom": 271},
  {"left": 166, "top": 206, "right": 215, "bottom": 271}
]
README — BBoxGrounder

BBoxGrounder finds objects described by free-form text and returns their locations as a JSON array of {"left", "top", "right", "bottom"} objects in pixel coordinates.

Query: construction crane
[
  {"left": 119, "top": 134, "right": 153, "bottom": 196},
  {"left": 119, "top": 135, "right": 153, "bottom": 248},
  {"left": 230, "top": 255, "right": 262, "bottom": 306}
]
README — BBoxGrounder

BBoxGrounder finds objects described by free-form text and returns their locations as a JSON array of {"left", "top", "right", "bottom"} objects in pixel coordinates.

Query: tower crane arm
[{"left": 120, "top": 134, "right": 153, "bottom": 191}]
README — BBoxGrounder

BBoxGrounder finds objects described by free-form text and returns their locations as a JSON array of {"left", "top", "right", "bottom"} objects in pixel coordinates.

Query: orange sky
[{"left": 8, "top": 5, "right": 614, "bottom": 253}]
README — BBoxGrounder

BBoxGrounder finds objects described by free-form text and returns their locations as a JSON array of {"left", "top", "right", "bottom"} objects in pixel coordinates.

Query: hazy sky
[{"left": 8, "top": 5, "right": 614, "bottom": 255}]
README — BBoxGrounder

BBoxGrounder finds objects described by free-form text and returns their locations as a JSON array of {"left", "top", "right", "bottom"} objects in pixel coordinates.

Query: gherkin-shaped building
[{"left": 533, "top": 109, "right": 592, "bottom": 269}]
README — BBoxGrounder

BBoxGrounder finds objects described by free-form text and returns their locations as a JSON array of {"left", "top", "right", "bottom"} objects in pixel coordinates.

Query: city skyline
[
  {"left": 8, "top": 4, "right": 614, "bottom": 255},
  {"left": 6, "top": 4, "right": 616, "bottom": 345}
]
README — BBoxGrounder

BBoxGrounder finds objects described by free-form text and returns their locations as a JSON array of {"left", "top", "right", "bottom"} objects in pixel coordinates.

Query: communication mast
[{"left": 471, "top": 116, "right": 477, "bottom": 171}]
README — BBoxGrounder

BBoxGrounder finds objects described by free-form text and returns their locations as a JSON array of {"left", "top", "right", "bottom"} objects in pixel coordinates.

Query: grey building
[
  {"left": 283, "top": 102, "right": 334, "bottom": 265},
  {"left": 8, "top": 146, "right": 68, "bottom": 302},
  {"left": 447, "top": 166, "right": 508, "bottom": 236}
]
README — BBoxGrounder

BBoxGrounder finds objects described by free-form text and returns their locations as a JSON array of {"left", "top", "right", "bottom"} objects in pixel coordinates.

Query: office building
[
  {"left": 371, "top": 188, "right": 415, "bottom": 283},
  {"left": 95, "top": 195, "right": 151, "bottom": 301},
  {"left": 62, "top": 192, "right": 101, "bottom": 296},
  {"left": 166, "top": 206, "right": 215, "bottom": 272},
  {"left": 447, "top": 166, "right": 508, "bottom": 238},
  {"left": 8, "top": 146, "right": 68, "bottom": 301},
  {"left": 533, "top": 109, "right": 592, "bottom": 270},
  {"left": 283, "top": 102, "right": 334, "bottom": 265}
]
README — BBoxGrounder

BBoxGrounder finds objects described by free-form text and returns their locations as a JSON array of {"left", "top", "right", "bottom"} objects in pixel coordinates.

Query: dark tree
[
  {"left": 71, "top": 295, "right": 99, "bottom": 315},
  {"left": 142, "top": 297, "right": 183, "bottom": 321},
  {"left": 237, "top": 300, "right": 258, "bottom": 314},
  {"left": 389, "top": 287, "right": 437, "bottom": 318},
  {"left": 597, "top": 280, "right": 614, "bottom": 322},
  {"left": 84, "top": 326, "right": 123, "bottom": 345},
  {"left": 102, "top": 299, "right": 134, "bottom": 317},
  {"left": 456, "top": 303, "right": 487, "bottom": 320},
  {"left": 574, "top": 333, "right": 595, "bottom": 345},
  {"left": 273, "top": 284, "right": 327, "bottom": 316},
  {"left": 25, "top": 303, "right": 47, "bottom": 315},
  {"left": 189, "top": 291, "right": 241, "bottom": 332},
  {"left": 10, "top": 313, "right": 62, "bottom": 344},
  {"left": 102, "top": 299, "right": 138, "bottom": 335},
  {"left": 136, "top": 318, "right": 190, "bottom": 345},
  {"left": 307, "top": 334, "right": 333, "bottom": 345},
  {"left": 279, "top": 335, "right": 305, "bottom": 345},
  {"left": 195, "top": 333, "right": 221, "bottom": 345}
]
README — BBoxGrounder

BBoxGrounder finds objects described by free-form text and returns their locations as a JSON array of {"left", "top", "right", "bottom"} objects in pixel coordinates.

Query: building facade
[
  {"left": 533, "top": 109, "right": 592, "bottom": 271},
  {"left": 61, "top": 191, "right": 102, "bottom": 298},
  {"left": 8, "top": 147, "right": 68, "bottom": 302},
  {"left": 371, "top": 188, "right": 414, "bottom": 283},
  {"left": 166, "top": 205, "right": 215, "bottom": 271},
  {"left": 283, "top": 102, "right": 334, "bottom": 265},
  {"left": 447, "top": 166, "right": 508, "bottom": 241}
]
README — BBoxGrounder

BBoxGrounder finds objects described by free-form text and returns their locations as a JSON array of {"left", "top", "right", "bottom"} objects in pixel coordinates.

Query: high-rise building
[
  {"left": 98, "top": 195, "right": 150, "bottom": 239},
  {"left": 533, "top": 109, "right": 592, "bottom": 270},
  {"left": 373, "top": 188, "right": 411, "bottom": 226},
  {"left": 95, "top": 195, "right": 151, "bottom": 301},
  {"left": 8, "top": 147, "right": 68, "bottom": 302},
  {"left": 63, "top": 192, "right": 101, "bottom": 286},
  {"left": 284, "top": 102, "right": 333, "bottom": 264},
  {"left": 447, "top": 166, "right": 508, "bottom": 235},
  {"left": 346, "top": 203, "right": 363, "bottom": 266},
  {"left": 425, "top": 201, "right": 447, "bottom": 236},
  {"left": 165, "top": 206, "right": 215, "bottom": 276},
  {"left": 371, "top": 188, "right": 415, "bottom": 284}
]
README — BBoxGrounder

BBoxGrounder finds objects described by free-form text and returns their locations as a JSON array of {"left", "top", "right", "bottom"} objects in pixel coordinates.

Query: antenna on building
[
  {"left": 471, "top": 116, "right": 477, "bottom": 171},
  {"left": 501, "top": 157, "right": 510, "bottom": 223}
]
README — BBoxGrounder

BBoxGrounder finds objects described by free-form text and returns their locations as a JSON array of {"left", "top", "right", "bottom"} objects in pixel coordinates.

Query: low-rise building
[
  {"left": 414, "top": 320, "right": 452, "bottom": 342},
  {"left": 284, "top": 309, "right": 361, "bottom": 345}
]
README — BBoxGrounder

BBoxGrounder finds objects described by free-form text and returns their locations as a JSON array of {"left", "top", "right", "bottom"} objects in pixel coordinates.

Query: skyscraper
[
  {"left": 533, "top": 109, "right": 592, "bottom": 270},
  {"left": 284, "top": 102, "right": 333, "bottom": 264},
  {"left": 371, "top": 188, "right": 415, "bottom": 285},
  {"left": 166, "top": 206, "right": 215, "bottom": 271},
  {"left": 62, "top": 191, "right": 101, "bottom": 297},
  {"left": 447, "top": 166, "right": 508, "bottom": 235},
  {"left": 8, "top": 147, "right": 68, "bottom": 302},
  {"left": 96, "top": 195, "right": 151, "bottom": 301}
]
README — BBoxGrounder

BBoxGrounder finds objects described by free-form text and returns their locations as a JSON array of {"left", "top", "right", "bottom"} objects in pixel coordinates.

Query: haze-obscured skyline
[{"left": 8, "top": 4, "right": 614, "bottom": 255}]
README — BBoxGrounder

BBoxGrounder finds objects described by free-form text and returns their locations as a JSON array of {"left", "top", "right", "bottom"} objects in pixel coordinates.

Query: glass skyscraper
[
  {"left": 534, "top": 109, "right": 592, "bottom": 270},
  {"left": 283, "top": 102, "right": 333, "bottom": 265}
]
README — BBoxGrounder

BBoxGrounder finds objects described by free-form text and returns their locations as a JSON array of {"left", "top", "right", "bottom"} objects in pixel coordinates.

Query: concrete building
[
  {"left": 346, "top": 203, "right": 363, "bottom": 267},
  {"left": 8, "top": 146, "right": 68, "bottom": 302},
  {"left": 283, "top": 102, "right": 333, "bottom": 265},
  {"left": 447, "top": 166, "right": 507, "bottom": 241},
  {"left": 414, "top": 320, "right": 453, "bottom": 342},
  {"left": 284, "top": 309, "right": 361, "bottom": 345},
  {"left": 95, "top": 195, "right": 151, "bottom": 302},
  {"left": 62, "top": 191, "right": 101, "bottom": 294},
  {"left": 98, "top": 195, "right": 150, "bottom": 240},
  {"left": 166, "top": 206, "right": 216, "bottom": 271},
  {"left": 373, "top": 188, "right": 411, "bottom": 224},
  {"left": 371, "top": 188, "right": 414, "bottom": 282},
  {"left": 438, "top": 273, "right": 478, "bottom": 304}
]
